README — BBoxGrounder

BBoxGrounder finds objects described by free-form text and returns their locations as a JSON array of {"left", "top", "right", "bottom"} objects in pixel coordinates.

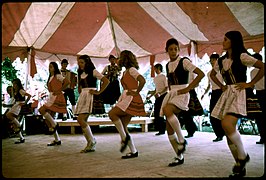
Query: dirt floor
[{"left": 1, "top": 128, "right": 265, "bottom": 178}]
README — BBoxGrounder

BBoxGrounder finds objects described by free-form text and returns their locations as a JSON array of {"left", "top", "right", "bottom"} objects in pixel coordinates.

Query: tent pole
[
  {"left": 25, "top": 48, "right": 31, "bottom": 90},
  {"left": 106, "top": 2, "right": 120, "bottom": 57}
]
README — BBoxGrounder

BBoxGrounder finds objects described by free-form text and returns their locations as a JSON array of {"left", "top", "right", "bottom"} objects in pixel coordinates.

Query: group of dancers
[{"left": 4, "top": 31, "right": 264, "bottom": 178}]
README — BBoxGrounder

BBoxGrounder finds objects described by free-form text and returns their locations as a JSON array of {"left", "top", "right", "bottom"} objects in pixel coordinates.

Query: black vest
[
  {"left": 218, "top": 55, "right": 247, "bottom": 85},
  {"left": 79, "top": 71, "right": 97, "bottom": 88},
  {"left": 14, "top": 89, "right": 25, "bottom": 102},
  {"left": 166, "top": 57, "right": 189, "bottom": 86}
]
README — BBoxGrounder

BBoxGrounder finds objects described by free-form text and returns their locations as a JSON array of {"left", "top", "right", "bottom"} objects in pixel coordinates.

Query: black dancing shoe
[
  {"left": 231, "top": 154, "right": 250, "bottom": 176},
  {"left": 14, "top": 138, "right": 25, "bottom": 144},
  {"left": 120, "top": 133, "right": 130, "bottom": 153},
  {"left": 168, "top": 157, "right": 184, "bottom": 167},
  {"left": 213, "top": 137, "right": 223, "bottom": 142},
  {"left": 155, "top": 132, "right": 165, "bottom": 136},
  {"left": 177, "top": 139, "right": 187, "bottom": 156},
  {"left": 121, "top": 151, "right": 138, "bottom": 159},
  {"left": 184, "top": 134, "right": 193, "bottom": 138},
  {"left": 47, "top": 140, "right": 61, "bottom": 146},
  {"left": 238, "top": 154, "right": 250, "bottom": 169},
  {"left": 256, "top": 139, "right": 264, "bottom": 144},
  {"left": 229, "top": 168, "right": 246, "bottom": 179}
]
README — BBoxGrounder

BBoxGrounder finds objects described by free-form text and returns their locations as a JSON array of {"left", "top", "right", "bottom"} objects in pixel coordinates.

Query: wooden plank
[{"left": 55, "top": 117, "right": 154, "bottom": 134}]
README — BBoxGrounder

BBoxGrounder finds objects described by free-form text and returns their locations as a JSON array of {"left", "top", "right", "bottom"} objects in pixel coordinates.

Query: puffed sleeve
[
  {"left": 56, "top": 74, "right": 65, "bottom": 82},
  {"left": 93, "top": 69, "right": 104, "bottom": 80},
  {"left": 183, "top": 58, "right": 197, "bottom": 72},
  {"left": 240, "top": 53, "right": 257, "bottom": 67},
  {"left": 129, "top": 67, "right": 140, "bottom": 79}
]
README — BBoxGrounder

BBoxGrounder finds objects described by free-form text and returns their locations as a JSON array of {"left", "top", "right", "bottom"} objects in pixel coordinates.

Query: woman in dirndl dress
[
  {"left": 74, "top": 55, "right": 109, "bottom": 153},
  {"left": 6, "top": 78, "right": 32, "bottom": 144},
  {"left": 210, "top": 31, "right": 264, "bottom": 178},
  {"left": 160, "top": 38, "right": 205, "bottom": 166},
  {"left": 108, "top": 50, "right": 146, "bottom": 159},
  {"left": 39, "top": 62, "right": 70, "bottom": 146}
]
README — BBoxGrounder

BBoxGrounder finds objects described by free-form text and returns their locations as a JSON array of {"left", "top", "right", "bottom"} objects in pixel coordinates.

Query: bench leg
[
  {"left": 70, "top": 126, "right": 75, "bottom": 135},
  {"left": 141, "top": 124, "right": 148, "bottom": 132}
]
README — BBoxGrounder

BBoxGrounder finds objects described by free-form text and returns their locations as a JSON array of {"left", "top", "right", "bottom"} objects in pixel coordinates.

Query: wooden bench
[{"left": 55, "top": 117, "right": 154, "bottom": 134}]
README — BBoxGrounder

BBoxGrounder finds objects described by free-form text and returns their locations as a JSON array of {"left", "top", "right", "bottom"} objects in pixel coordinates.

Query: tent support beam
[{"left": 106, "top": 2, "right": 120, "bottom": 57}]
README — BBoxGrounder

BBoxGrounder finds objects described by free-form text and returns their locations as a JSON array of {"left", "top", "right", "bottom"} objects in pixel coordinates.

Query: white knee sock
[
  {"left": 227, "top": 131, "right": 247, "bottom": 159},
  {"left": 228, "top": 143, "right": 238, "bottom": 162},
  {"left": 168, "top": 133, "right": 183, "bottom": 159},
  {"left": 43, "top": 112, "right": 56, "bottom": 127},
  {"left": 113, "top": 120, "right": 126, "bottom": 140},
  {"left": 128, "top": 137, "right": 137, "bottom": 154},
  {"left": 167, "top": 115, "right": 184, "bottom": 143},
  {"left": 82, "top": 126, "right": 93, "bottom": 144},
  {"left": 53, "top": 130, "right": 60, "bottom": 142},
  {"left": 18, "top": 131, "right": 24, "bottom": 140}
]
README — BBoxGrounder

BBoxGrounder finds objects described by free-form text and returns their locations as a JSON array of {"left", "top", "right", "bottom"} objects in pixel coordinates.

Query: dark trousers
[
  {"left": 209, "top": 89, "right": 225, "bottom": 138},
  {"left": 178, "top": 110, "right": 198, "bottom": 135},
  {"left": 58, "top": 88, "right": 76, "bottom": 119},
  {"left": 154, "top": 93, "right": 167, "bottom": 133},
  {"left": 63, "top": 88, "right": 76, "bottom": 106},
  {"left": 255, "top": 90, "right": 265, "bottom": 141}
]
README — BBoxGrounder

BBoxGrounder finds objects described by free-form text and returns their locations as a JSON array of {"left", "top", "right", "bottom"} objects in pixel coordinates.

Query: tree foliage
[{"left": 2, "top": 57, "right": 18, "bottom": 84}]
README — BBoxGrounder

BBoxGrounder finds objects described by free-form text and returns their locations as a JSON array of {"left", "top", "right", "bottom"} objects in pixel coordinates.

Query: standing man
[
  {"left": 146, "top": 63, "right": 168, "bottom": 135},
  {"left": 201, "top": 53, "right": 225, "bottom": 142},
  {"left": 101, "top": 55, "right": 121, "bottom": 107},
  {"left": 59, "top": 59, "right": 77, "bottom": 120},
  {"left": 250, "top": 53, "right": 265, "bottom": 144}
]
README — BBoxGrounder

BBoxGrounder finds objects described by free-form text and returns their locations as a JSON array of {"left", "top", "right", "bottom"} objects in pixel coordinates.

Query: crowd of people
[{"left": 2, "top": 31, "right": 264, "bottom": 178}]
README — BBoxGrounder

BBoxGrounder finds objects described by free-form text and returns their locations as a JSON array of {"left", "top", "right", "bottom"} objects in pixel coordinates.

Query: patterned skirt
[
  {"left": 44, "top": 92, "right": 67, "bottom": 113},
  {"left": 116, "top": 90, "right": 146, "bottom": 116},
  {"left": 74, "top": 88, "right": 94, "bottom": 115},
  {"left": 211, "top": 85, "right": 246, "bottom": 120},
  {"left": 160, "top": 84, "right": 190, "bottom": 117},
  {"left": 8, "top": 101, "right": 23, "bottom": 116}
]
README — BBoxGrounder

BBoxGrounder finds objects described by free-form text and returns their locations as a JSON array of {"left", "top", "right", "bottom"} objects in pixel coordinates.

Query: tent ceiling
[{"left": 2, "top": 2, "right": 264, "bottom": 62}]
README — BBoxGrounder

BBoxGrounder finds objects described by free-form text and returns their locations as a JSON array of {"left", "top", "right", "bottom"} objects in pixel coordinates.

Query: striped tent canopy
[{"left": 2, "top": 2, "right": 264, "bottom": 65}]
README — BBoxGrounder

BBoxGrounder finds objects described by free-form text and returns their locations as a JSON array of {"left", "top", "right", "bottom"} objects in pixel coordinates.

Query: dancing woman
[
  {"left": 160, "top": 38, "right": 204, "bottom": 166},
  {"left": 39, "top": 62, "right": 70, "bottom": 146},
  {"left": 74, "top": 55, "right": 109, "bottom": 153},
  {"left": 108, "top": 50, "right": 146, "bottom": 159},
  {"left": 210, "top": 31, "right": 264, "bottom": 177}
]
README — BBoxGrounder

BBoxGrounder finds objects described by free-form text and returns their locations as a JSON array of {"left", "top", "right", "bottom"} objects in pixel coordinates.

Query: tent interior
[{"left": 1, "top": 2, "right": 264, "bottom": 113}]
